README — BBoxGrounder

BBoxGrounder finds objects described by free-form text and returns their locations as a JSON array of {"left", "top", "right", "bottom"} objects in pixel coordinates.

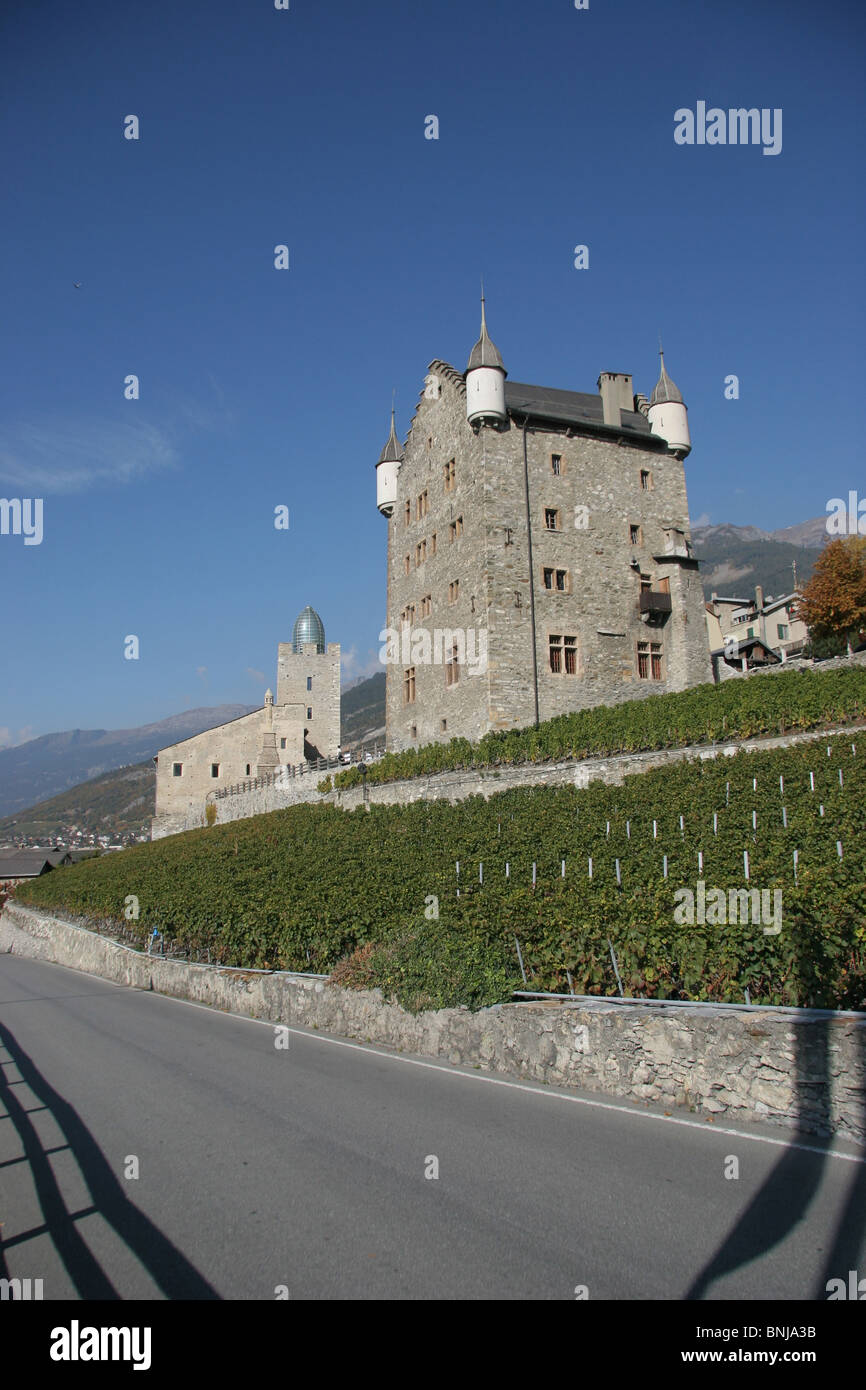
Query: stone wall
[
  {"left": 2, "top": 901, "right": 863, "bottom": 1142},
  {"left": 162, "top": 717, "right": 865, "bottom": 835}
]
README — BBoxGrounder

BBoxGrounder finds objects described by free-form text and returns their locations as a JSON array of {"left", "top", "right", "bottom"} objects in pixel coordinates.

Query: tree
[{"left": 796, "top": 537, "right": 866, "bottom": 655}]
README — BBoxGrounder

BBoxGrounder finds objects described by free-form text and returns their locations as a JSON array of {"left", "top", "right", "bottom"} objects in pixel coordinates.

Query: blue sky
[{"left": 1, "top": 0, "right": 863, "bottom": 744}]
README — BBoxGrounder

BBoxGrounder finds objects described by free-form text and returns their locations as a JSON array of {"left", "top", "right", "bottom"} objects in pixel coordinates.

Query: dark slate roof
[
  {"left": 0, "top": 851, "right": 54, "bottom": 878},
  {"left": 377, "top": 408, "right": 404, "bottom": 465},
  {"left": 504, "top": 381, "right": 654, "bottom": 437},
  {"left": 467, "top": 298, "right": 505, "bottom": 372},
  {"left": 649, "top": 353, "right": 684, "bottom": 407}
]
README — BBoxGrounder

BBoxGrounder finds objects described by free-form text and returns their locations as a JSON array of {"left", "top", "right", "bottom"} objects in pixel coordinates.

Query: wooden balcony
[{"left": 639, "top": 589, "right": 672, "bottom": 623}]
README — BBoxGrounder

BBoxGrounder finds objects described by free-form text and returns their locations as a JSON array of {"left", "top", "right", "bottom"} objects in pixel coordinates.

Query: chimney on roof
[
  {"left": 755, "top": 584, "right": 764, "bottom": 611},
  {"left": 597, "top": 372, "right": 633, "bottom": 427}
]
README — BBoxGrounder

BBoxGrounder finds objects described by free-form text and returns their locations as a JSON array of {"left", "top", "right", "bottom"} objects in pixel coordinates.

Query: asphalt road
[{"left": 1, "top": 952, "right": 863, "bottom": 1301}]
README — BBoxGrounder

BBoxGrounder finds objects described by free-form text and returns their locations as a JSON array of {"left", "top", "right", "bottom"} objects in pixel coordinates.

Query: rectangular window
[
  {"left": 430, "top": 532, "right": 437, "bottom": 555},
  {"left": 404, "top": 554, "right": 410, "bottom": 576},
  {"left": 747, "top": 627, "right": 755, "bottom": 638},
  {"left": 549, "top": 635, "right": 562, "bottom": 673},
  {"left": 245, "top": 764, "right": 251, "bottom": 776},
  {"left": 777, "top": 623, "right": 788, "bottom": 640},
  {"left": 172, "top": 762, "right": 183, "bottom": 777},
  {"left": 306, "top": 676, "right": 312, "bottom": 691},
  {"left": 449, "top": 516, "right": 463, "bottom": 543},
  {"left": 307, "top": 707, "right": 313, "bottom": 719},
  {"left": 405, "top": 501, "right": 411, "bottom": 527},
  {"left": 555, "top": 569, "right": 567, "bottom": 592},
  {"left": 420, "top": 594, "right": 432, "bottom": 618},
  {"left": 630, "top": 524, "right": 642, "bottom": 545},
  {"left": 640, "top": 573, "right": 652, "bottom": 593},
  {"left": 551, "top": 454, "right": 562, "bottom": 476},
  {"left": 544, "top": 507, "right": 560, "bottom": 531},
  {"left": 280, "top": 738, "right": 287, "bottom": 749},
  {"left": 440, "top": 718, "right": 447, "bottom": 732},
  {"left": 444, "top": 459, "right": 456, "bottom": 491},
  {"left": 543, "top": 567, "right": 554, "bottom": 590},
  {"left": 211, "top": 764, "right": 220, "bottom": 778},
  {"left": 403, "top": 667, "right": 416, "bottom": 704},
  {"left": 638, "top": 641, "right": 662, "bottom": 680},
  {"left": 416, "top": 490, "right": 428, "bottom": 519},
  {"left": 445, "top": 643, "right": 459, "bottom": 687},
  {"left": 640, "top": 470, "right": 652, "bottom": 491},
  {"left": 564, "top": 636, "right": 578, "bottom": 675},
  {"left": 415, "top": 540, "right": 426, "bottom": 566},
  {"left": 449, "top": 579, "right": 459, "bottom": 604}
]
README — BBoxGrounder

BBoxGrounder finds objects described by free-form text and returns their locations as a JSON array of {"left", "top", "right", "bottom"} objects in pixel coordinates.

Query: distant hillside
[
  {"left": 692, "top": 518, "right": 826, "bottom": 600},
  {"left": 0, "top": 761, "right": 155, "bottom": 843},
  {"left": 340, "top": 671, "right": 386, "bottom": 749},
  {"left": 0, "top": 705, "right": 256, "bottom": 818}
]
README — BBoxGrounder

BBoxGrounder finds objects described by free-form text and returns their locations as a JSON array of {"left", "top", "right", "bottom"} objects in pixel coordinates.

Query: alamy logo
[
  {"left": 0, "top": 497, "right": 43, "bottom": 545},
  {"left": 674, "top": 103, "right": 782, "bottom": 156},
  {"left": 826, "top": 492, "right": 866, "bottom": 536},
  {"left": 50, "top": 1321, "right": 152, "bottom": 1371},
  {"left": 826, "top": 1270, "right": 866, "bottom": 1300},
  {"left": 674, "top": 881, "right": 782, "bottom": 935},
  {"left": 0, "top": 1277, "right": 43, "bottom": 1300},
  {"left": 378, "top": 626, "right": 488, "bottom": 675}
]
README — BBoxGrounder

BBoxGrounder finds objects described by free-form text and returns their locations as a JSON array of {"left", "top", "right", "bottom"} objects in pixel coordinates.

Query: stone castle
[
  {"left": 152, "top": 606, "right": 340, "bottom": 838},
  {"left": 376, "top": 298, "right": 711, "bottom": 751},
  {"left": 152, "top": 299, "right": 711, "bottom": 837}
]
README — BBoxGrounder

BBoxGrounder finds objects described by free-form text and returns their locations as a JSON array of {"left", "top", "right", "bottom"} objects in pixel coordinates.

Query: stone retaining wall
[
  {"left": 158, "top": 718, "right": 866, "bottom": 834},
  {"left": 3, "top": 902, "right": 863, "bottom": 1143}
]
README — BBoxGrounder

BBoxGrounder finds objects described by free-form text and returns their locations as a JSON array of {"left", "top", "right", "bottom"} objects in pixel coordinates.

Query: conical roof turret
[
  {"left": 377, "top": 405, "right": 404, "bottom": 465},
  {"left": 467, "top": 294, "right": 506, "bottom": 373},
  {"left": 650, "top": 349, "right": 684, "bottom": 407}
]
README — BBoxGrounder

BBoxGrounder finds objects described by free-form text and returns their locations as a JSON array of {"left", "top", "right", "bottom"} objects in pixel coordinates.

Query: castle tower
[
  {"left": 277, "top": 605, "right": 340, "bottom": 760},
  {"left": 465, "top": 293, "right": 507, "bottom": 427},
  {"left": 648, "top": 348, "right": 691, "bottom": 459},
  {"left": 376, "top": 404, "right": 403, "bottom": 517},
  {"left": 256, "top": 689, "right": 280, "bottom": 775}
]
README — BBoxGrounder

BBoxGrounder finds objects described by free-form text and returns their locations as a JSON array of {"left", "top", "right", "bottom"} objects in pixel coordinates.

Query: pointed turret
[
  {"left": 376, "top": 403, "right": 402, "bottom": 516},
  {"left": 466, "top": 291, "right": 507, "bottom": 426},
  {"left": 648, "top": 347, "right": 691, "bottom": 458}
]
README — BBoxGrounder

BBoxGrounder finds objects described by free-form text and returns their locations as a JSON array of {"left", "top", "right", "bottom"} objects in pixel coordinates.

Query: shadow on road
[
  {"left": 0, "top": 1019, "right": 220, "bottom": 1300},
  {"left": 686, "top": 1007, "right": 865, "bottom": 1300}
]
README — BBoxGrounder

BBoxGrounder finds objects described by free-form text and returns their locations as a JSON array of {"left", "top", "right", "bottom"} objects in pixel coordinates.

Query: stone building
[
  {"left": 376, "top": 301, "right": 711, "bottom": 752},
  {"left": 152, "top": 605, "right": 340, "bottom": 839}
]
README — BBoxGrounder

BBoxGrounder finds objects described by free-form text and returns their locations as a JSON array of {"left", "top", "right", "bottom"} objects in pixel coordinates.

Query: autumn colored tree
[{"left": 797, "top": 537, "right": 866, "bottom": 655}]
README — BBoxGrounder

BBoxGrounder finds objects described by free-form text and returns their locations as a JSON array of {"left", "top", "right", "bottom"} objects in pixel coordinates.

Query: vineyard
[
  {"left": 322, "top": 665, "right": 866, "bottom": 792},
  {"left": 15, "top": 731, "right": 866, "bottom": 1014}
]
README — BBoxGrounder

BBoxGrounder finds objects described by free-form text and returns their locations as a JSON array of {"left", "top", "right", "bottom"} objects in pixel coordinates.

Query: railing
[
  {"left": 639, "top": 590, "right": 672, "bottom": 619},
  {"left": 212, "top": 746, "right": 385, "bottom": 800}
]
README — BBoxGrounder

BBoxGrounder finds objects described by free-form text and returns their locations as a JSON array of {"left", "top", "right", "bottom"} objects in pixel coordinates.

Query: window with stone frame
[
  {"left": 420, "top": 594, "right": 432, "bottom": 618},
  {"left": 551, "top": 454, "right": 562, "bottom": 476},
  {"left": 415, "top": 539, "right": 426, "bottom": 567},
  {"left": 637, "top": 641, "right": 663, "bottom": 679},
  {"left": 172, "top": 762, "right": 183, "bottom": 777},
  {"left": 404, "top": 553, "right": 410, "bottom": 576},
  {"left": 450, "top": 516, "right": 463, "bottom": 543},
  {"left": 403, "top": 667, "right": 416, "bottom": 704},
  {"left": 431, "top": 532, "right": 437, "bottom": 555},
  {"left": 445, "top": 643, "right": 459, "bottom": 687},
  {"left": 630, "top": 523, "right": 642, "bottom": 545},
  {"left": 549, "top": 635, "right": 562, "bottom": 673},
  {"left": 444, "top": 459, "right": 456, "bottom": 491},
  {"left": 416, "top": 490, "right": 428, "bottom": 520},
  {"left": 544, "top": 507, "right": 560, "bottom": 531},
  {"left": 640, "top": 469, "right": 653, "bottom": 491},
  {"left": 210, "top": 764, "right": 220, "bottom": 777},
  {"left": 448, "top": 579, "right": 459, "bottom": 604},
  {"left": 542, "top": 566, "right": 568, "bottom": 592},
  {"left": 404, "top": 500, "right": 411, "bottom": 527},
  {"left": 564, "top": 636, "right": 578, "bottom": 674}
]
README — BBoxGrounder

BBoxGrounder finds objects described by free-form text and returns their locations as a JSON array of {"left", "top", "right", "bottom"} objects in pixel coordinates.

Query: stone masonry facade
[{"left": 384, "top": 362, "right": 711, "bottom": 752}]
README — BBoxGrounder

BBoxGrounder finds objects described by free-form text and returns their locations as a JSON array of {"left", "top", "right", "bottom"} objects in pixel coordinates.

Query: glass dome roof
[{"left": 292, "top": 605, "right": 325, "bottom": 653}]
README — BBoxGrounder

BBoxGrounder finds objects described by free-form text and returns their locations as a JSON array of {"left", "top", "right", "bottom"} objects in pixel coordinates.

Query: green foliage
[
  {"left": 16, "top": 728, "right": 866, "bottom": 1013},
  {"left": 329, "top": 667, "right": 866, "bottom": 792},
  {"left": 204, "top": 802, "right": 218, "bottom": 827}
]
